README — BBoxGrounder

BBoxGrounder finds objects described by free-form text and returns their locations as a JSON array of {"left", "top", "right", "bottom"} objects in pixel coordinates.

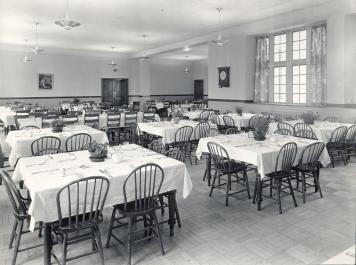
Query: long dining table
[
  {"left": 12, "top": 144, "right": 193, "bottom": 265},
  {"left": 6, "top": 125, "right": 109, "bottom": 167},
  {"left": 196, "top": 133, "right": 331, "bottom": 210}
]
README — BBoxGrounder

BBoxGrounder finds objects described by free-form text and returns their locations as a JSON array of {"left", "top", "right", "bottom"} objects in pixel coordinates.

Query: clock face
[{"left": 220, "top": 70, "right": 227, "bottom": 81}]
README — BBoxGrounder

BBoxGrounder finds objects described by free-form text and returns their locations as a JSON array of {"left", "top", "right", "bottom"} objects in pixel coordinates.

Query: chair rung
[{"left": 18, "top": 242, "right": 43, "bottom": 252}]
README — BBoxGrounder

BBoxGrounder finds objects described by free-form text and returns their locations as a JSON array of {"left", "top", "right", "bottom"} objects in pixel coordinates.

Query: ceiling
[{"left": 0, "top": 0, "right": 337, "bottom": 58}]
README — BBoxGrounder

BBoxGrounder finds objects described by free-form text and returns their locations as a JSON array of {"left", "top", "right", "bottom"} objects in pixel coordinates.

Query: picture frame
[
  {"left": 218, "top": 67, "right": 230, "bottom": 88},
  {"left": 38, "top": 73, "right": 54, "bottom": 89}
]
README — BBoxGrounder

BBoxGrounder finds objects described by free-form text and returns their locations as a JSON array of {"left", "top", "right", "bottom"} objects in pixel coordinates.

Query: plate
[{"left": 89, "top": 156, "right": 106, "bottom": 162}]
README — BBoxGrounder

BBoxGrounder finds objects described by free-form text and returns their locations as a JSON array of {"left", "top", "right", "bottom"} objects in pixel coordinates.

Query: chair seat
[
  {"left": 217, "top": 160, "right": 246, "bottom": 174},
  {"left": 52, "top": 212, "right": 103, "bottom": 232},
  {"left": 292, "top": 164, "right": 316, "bottom": 172},
  {"left": 265, "top": 170, "right": 291, "bottom": 179},
  {"left": 115, "top": 200, "right": 160, "bottom": 216}
]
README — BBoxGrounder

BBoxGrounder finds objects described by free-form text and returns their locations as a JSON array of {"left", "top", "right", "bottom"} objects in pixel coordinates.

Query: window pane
[
  {"left": 280, "top": 34, "right": 286, "bottom": 43},
  {"left": 274, "top": 35, "right": 280, "bottom": 44},
  {"left": 274, "top": 54, "right": 279, "bottom": 62},
  {"left": 300, "top": 40, "right": 306, "bottom": 49},
  {"left": 293, "top": 31, "right": 299, "bottom": 41},
  {"left": 300, "top": 50, "right": 306, "bottom": 59},
  {"left": 280, "top": 76, "right": 286, "bottom": 84},
  {"left": 280, "top": 53, "right": 286, "bottom": 61},
  {"left": 300, "top": 75, "right": 306, "bottom": 84},
  {"left": 280, "top": 94, "right": 286, "bottom": 103},
  {"left": 293, "top": 51, "right": 299, "bottom": 60},
  {"left": 293, "top": 42, "right": 300, "bottom": 50},
  {"left": 293, "top": 66, "right": 299, "bottom": 74},
  {"left": 293, "top": 85, "right": 299, "bottom": 93},
  {"left": 280, "top": 85, "right": 286, "bottom": 93},
  {"left": 300, "top": 65, "right": 306, "bottom": 74},
  {"left": 300, "top": 94, "right": 306, "bottom": 103},
  {"left": 300, "top": 85, "right": 306, "bottom": 93},
  {"left": 293, "top": 94, "right": 300, "bottom": 103},
  {"left": 300, "top": 30, "right": 306, "bottom": 40},
  {"left": 293, "top": 76, "right": 299, "bottom": 84}
]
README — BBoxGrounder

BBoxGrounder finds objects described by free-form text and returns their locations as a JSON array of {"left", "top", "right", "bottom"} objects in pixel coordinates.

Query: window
[{"left": 267, "top": 28, "right": 310, "bottom": 104}]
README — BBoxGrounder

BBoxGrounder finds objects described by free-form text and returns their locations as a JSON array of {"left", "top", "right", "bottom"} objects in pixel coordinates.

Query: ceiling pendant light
[
  {"left": 184, "top": 56, "right": 190, "bottom": 73},
  {"left": 23, "top": 39, "right": 32, "bottom": 63},
  {"left": 108, "top": 46, "right": 118, "bottom": 66},
  {"left": 139, "top": 34, "right": 150, "bottom": 60},
  {"left": 55, "top": 0, "right": 81, "bottom": 30},
  {"left": 183, "top": 45, "right": 191, "bottom": 52},
  {"left": 32, "top": 22, "right": 44, "bottom": 54},
  {"left": 211, "top": 7, "right": 229, "bottom": 46}
]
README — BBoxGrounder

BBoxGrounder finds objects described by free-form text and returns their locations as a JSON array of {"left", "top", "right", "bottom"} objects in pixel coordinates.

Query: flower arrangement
[
  {"left": 86, "top": 141, "right": 108, "bottom": 161},
  {"left": 171, "top": 108, "right": 184, "bottom": 124},
  {"left": 51, "top": 120, "right": 65, "bottom": 133},
  {"left": 301, "top": 111, "right": 318, "bottom": 125},
  {"left": 249, "top": 116, "right": 270, "bottom": 141},
  {"left": 235, "top": 106, "right": 243, "bottom": 116}
]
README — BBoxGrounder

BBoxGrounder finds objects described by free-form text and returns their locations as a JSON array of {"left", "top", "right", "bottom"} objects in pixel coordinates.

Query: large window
[{"left": 268, "top": 29, "right": 309, "bottom": 104}]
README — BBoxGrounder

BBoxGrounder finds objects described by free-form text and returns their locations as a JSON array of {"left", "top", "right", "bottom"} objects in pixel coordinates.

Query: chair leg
[
  {"left": 11, "top": 220, "right": 23, "bottom": 265},
  {"left": 38, "top": 221, "right": 43, "bottom": 238},
  {"left": 301, "top": 172, "right": 306, "bottom": 204},
  {"left": 276, "top": 180, "right": 282, "bottom": 214},
  {"left": 152, "top": 212, "right": 165, "bottom": 256},
  {"left": 174, "top": 199, "right": 182, "bottom": 228},
  {"left": 91, "top": 229, "right": 97, "bottom": 251},
  {"left": 287, "top": 176, "right": 298, "bottom": 208},
  {"left": 296, "top": 170, "right": 300, "bottom": 190},
  {"left": 253, "top": 176, "right": 257, "bottom": 204},
  {"left": 313, "top": 171, "right": 323, "bottom": 198},
  {"left": 159, "top": 195, "right": 165, "bottom": 215},
  {"left": 269, "top": 179, "right": 273, "bottom": 197},
  {"left": 225, "top": 174, "right": 231, "bottom": 206},
  {"left": 105, "top": 207, "right": 116, "bottom": 248},
  {"left": 209, "top": 171, "right": 217, "bottom": 197},
  {"left": 9, "top": 220, "right": 17, "bottom": 249},
  {"left": 62, "top": 234, "right": 68, "bottom": 265},
  {"left": 244, "top": 170, "right": 251, "bottom": 199},
  {"left": 127, "top": 217, "right": 133, "bottom": 265},
  {"left": 95, "top": 226, "right": 105, "bottom": 265}
]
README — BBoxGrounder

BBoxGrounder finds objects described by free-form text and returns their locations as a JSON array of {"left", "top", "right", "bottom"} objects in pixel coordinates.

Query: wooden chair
[
  {"left": 225, "top": 127, "right": 240, "bottom": 135},
  {"left": 148, "top": 140, "right": 165, "bottom": 154},
  {"left": 207, "top": 142, "right": 250, "bottom": 206},
  {"left": 294, "top": 129, "right": 318, "bottom": 140},
  {"left": 65, "top": 133, "right": 92, "bottom": 152},
  {"left": 274, "top": 129, "right": 293, "bottom": 136},
  {"left": 191, "top": 122, "right": 210, "bottom": 164},
  {"left": 247, "top": 114, "right": 264, "bottom": 131},
  {"left": 52, "top": 176, "right": 110, "bottom": 265},
  {"left": 0, "top": 143, "right": 11, "bottom": 185},
  {"left": 106, "top": 164, "right": 165, "bottom": 265},
  {"left": 143, "top": 111, "right": 156, "bottom": 122},
  {"left": 198, "top": 110, "right": 210, "bottom": 121},
  {"left": 167, "top": 126, "right": 193, "bottom": 164},
  {"left": 104, "top": 111, "right": 121, "bottom": 144},
  {"left": 1, "top": 170, "right": 43, "bottom": 265},
  {"left": 62, "top": 114, "right": 79, "bottom": 125},
  {"left": 209, "top": 128, "right": 220, "bottom": 137},
  {"left": 84, "top": 113, "right": 100, "bottom": 129},
  {"left": 293, "top": 122, "right": 312, "bottom": 135},
  {"left": 345, "top": 125, "right": 356, "bottom": 161},
  {"left": 326, "top": 126, "right": 348, "bottom": 167},
  {"left": 21, "top": 125, "right": 40, "bottom": 130},
  {"left": 31, "top": 136, "right": 61, "bottom": 156},
  {"left": 123, "top": 112, "right": 137, "bottom": 141},
  {"left": 277, "top": 122, "right": 294, "bottom": 133},
  {"left": 222, "top": 115, "right": 235, "bottom": 131},
  {"left": 323, "top": 117, "right": 339, "bottom": 122},
  {"left": 293, "top": 142, "right": 325, "bottom": 203},
  {"left": 253, "top": 142, "right": 298, "bottom": 214}
]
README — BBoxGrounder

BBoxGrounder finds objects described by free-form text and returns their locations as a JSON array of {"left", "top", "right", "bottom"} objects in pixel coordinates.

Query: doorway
[
  {"left": 101, "top": 78, "right": 128, "bottom": 106},
  {"left": 194, "top": 80, "right": 204, "bottom": 100}
]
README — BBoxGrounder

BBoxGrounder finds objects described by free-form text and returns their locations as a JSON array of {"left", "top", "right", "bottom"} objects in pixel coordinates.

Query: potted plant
[
  {"left": 86, "top": 141, "right": 108, "bottom": 162},
  {"left": 301, "top": 111, "right": 317, "bottom": 125},
  {"left": 235, "top": 106, "right": 243, "bottom": 116},
  {"left": 249, "top": 117, "right": 270, "bottom": 141},
  {"left": 51, "top": 120, "right": 65, "bottom": 133}
]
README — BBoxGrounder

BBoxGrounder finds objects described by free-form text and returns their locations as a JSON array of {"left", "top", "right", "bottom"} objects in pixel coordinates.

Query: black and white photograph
[
  {"left": 0, "top": 1, "right": 355, "bottom": 265},
  {"left": 38, "top": 73, "right": 53, "bottom": 89}
]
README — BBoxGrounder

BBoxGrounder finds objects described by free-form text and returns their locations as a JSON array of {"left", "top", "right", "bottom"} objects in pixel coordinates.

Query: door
[
  {"left": 194, "top": 80, "right": 204, "bottom": 100},
  {"left": 101, "top": 78, "right": 129, "bottom": 106}
]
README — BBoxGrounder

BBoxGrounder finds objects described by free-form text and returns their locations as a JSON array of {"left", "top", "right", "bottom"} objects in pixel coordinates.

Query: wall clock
[{"left": 218, "top": 66, "right": 230, "bottom": 88}]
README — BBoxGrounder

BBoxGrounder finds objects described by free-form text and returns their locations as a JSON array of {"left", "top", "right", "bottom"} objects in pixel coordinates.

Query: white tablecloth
[
  {"left": 12, "top": 144, "right": 192, "bottom": 230},
  {"left": 183, "top": 110, "right": 214, "bottom": 120},
  {"left": 269, "top": 120, "right": 353, "bottom": 143},
  {"left": 138, "top": 120, "right": 218, "bottom": 145},
  {"left": 196, "top": 133, "right": 331, "bottom": 179},
  {"left": 0, "top": 107, "right": 16, "bottom": 126},
  {"left": 218, "top": 113, "right": 255, "bottom": 130},
  {"left": 6, "top": 125, "right": 109, "bottom": 167}
]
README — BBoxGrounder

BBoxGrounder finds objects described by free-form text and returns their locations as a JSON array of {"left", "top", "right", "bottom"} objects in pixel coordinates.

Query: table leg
[
  {"left": 168, "top": 192, "right": 176, "bottom": 236},
  {"left": 44, "top": 223, "right": 52, "bottom": 265},
  {"left": 257, "top": 176, "right": 263, "bottom": 211}
]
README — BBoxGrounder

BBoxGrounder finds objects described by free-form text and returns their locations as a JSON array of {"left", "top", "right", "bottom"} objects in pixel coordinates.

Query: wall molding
[
  {"left": 208, "top": 98, "right": 254, "bottom": 103},
  {"left": 0, "top": 96, "right": 101, "bottom": 100}
]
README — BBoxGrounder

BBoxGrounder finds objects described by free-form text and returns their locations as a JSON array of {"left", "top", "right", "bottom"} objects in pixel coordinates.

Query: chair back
[
  {"left": 0, "top": 170, "right": 28, "bottom": 219},
  {"left": 123, "top": 163, "right": 164, "bottom": 212},
  {"left": 174, "top": 126, "right": 193, "bottom": 144},
  {"left": 329, "top": 126, "right": 347, "bottom": 144},
  {"left": 124, "top": 112, "right": 137, "bottom": 127},
  {"left": 293, "top": 122, "right": 312, "bottom": 135},
  {"left": 164, "top": 149, "right": 184, "bottom": 162},
  {"left": 294, "top": 129, "right": 318, "bottom": 140},
  {"left": 277, "top": 122, "right": 294, "bottom": 132},
  {"left": 248, "top": 114, "right": 268, "bottom": 130},
  {"left": 130, "top": 124, "right": 143, "bottom": 145},
  {"left": 107, "top": 112, "right": 121, "bottom": 128},
  {"left": 207, "top": 142, "right": 232, "bottom": 173},
  {"left": 198, "top": 111, "right": 210, "bottom": 121},
  {"left": 31, "top": 136, "right": 61, "bottom": 156},
  {"left": 299, "top": 142, "right": 325, "bottom": 170},
  {"left": 225, "top": 128, "right": 240, "bottom": 135},
  {"left": 273, "top": 142, "right": 297, "bottom": 175},
  {"left": 274, "top": 129, "right": 293, "bottom": 136},
  {"left": 345, "top": 125, "right": 356, "bottom": 145},
  {"left": 209, "top": 113, "right": 220, "bottom": 125},
  {"left": 148, "top": 140, "right": 165, "bottom": 154},
  {"left": 56, "top": 176, "right": 110, "bottom": 231},
  {"left": 323, "top": 117, "right": 339, "bottom": 123},
  {"left": 0, "top": 143, "right": 6, "bottom": 168},
  {"left": 194, "top": 122, "right": 210, "bottom": 139},
  {"left": 62, "top": 114, "right": 79, "bottom": 125},
  {"left": 223, "top": 115, "right": 235, "bottom": 127},
  {"left": 209, "top": 128, "right": 220, "bottom": 137},
  {"left": 143, "top": 111, "right": 156, "bottom": 122},
  {"left": 65, "top": 133, "right": 92, "bottom": 152},
  {"left": 15, "top": 110, "right": 30, "bottom": 118},
  {"left": 42, "top": 115, "right": 57, "bottom": 128},
  {"left": 84, "top": 113, "right": 99, "bottom": 128}
]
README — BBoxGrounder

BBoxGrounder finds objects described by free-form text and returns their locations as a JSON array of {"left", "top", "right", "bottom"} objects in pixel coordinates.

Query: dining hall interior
[{"left": 0, "top": 0, "right": 356, "bottom": 264}]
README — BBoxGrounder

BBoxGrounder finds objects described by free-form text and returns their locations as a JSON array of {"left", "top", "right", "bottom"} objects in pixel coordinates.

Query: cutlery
[{"left": 26, "top": 161, "right": 47, "bottom": 167}]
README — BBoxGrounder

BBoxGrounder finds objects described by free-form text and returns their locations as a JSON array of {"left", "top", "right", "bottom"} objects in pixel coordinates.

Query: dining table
[
  {"left": 6, "top": 125, "right": 109, "bottom": 167},
  {"left": 217, "top": 113, "right": 255, "bottom": 131},
  {"left": 183, "top": 110, "right": 214, "bottom": 120},
  {"left": 269, "top": 120, "right": 354, "bottom": 143},
  {"left": 138, "top": 120, "right": 218, "bottom": 145},
  {"left": 12, "top": 144, "right": 192, "bottom": 265}
]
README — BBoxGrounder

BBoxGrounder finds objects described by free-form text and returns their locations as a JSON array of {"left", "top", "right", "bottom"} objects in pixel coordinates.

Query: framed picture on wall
[
  {"left": 218, "top": 67, "right": 230, "bottom": 88},
  {"left": 38, "top": 73, "right": 54, "bottom": 89}
]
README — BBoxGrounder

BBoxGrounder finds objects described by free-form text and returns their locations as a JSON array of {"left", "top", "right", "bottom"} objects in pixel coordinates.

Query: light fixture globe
[
  {"left": 211, "top": 7, "right": 229, "bottom": 46},
  {"left": 55, "top": 0, "right": 81, "bottom": 30}
]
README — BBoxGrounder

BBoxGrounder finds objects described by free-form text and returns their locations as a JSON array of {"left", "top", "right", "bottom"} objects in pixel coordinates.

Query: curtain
[
  {"left": 254, "top": 37, "right": 269, "bottom": 103},
  {"left": 310, "top": 24, "right": 327, "bottom": 105}
]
